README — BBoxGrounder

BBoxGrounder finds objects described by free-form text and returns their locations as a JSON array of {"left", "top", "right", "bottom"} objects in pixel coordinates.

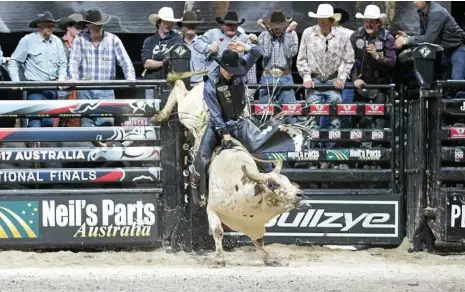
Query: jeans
[
  {"left": 305, "top": 78, "right": 342, "bottom": 130},
  {"left": 320, "top": 83, "right": 354, "bottom": 129},
  {"left": 27, "top": 90, "right": 58, "bottom": 127},
  {"left": 259, "top": 73, "right": 297, "bottom": 124},
  {"left": 442, "top": 45, "right": 465, "bottom": 98},
  {"left": 77, "top": 90, "right": 116, "bottom": 127}
]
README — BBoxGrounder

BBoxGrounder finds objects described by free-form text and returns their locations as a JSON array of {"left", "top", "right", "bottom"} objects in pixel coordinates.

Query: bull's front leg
[
  {"left": 252, "top": 237, "right": 281, "bottom": 267},
  {"left": 150, "top": 80, "right": 187, "bottom": 124},
  {"left": 206, "top": 207, "right": 226, "bottom": 266}
]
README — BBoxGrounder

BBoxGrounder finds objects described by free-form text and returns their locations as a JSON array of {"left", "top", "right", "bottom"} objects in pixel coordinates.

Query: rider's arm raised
[{"left": 204, "top": 78, "right": 229, "bottom": 135}]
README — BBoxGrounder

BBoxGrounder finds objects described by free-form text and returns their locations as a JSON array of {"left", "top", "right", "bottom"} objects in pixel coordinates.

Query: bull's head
[{"left": 241, "top": 160, "right": 303, "bottom": 212}]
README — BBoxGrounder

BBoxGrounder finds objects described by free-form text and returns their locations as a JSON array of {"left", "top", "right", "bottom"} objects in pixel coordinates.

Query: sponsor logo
[
  {"left": 0, "top": 170, "right": 97, "bottom": 183},
  {"left": 121, "top": 118, "right": 149, "bottom": 126},
  {"left": 326, "top": 149, "right": 349, "bottom": 161},
  {"left": 365, "top": 104, "right": 385, "bottom": 115},
  {"left": 310, "top": 130, "right": 320, "bottom": 139},
  {"left": 455, "top": 148, "right": 464, "bottom": 160},
  {"left": 288, "top": 150, "right": 319, "bottom": 161},
  {"left": 328, "top": 130, "right": 341, "bottom": 140},
  {"left": 350, "top": 130, "right": 363, "bottom": 140},
  {"left": 224, "top": 200, "right": 399, "bottom": 237},
  {"left": 349, "top": 149, "right": 382, "bottom": 160},
  {"left": 460, "top": 101, "right": 465, "bottom": 112},
  {"left": 450, "top": 128, "right": 465, "bottom": 139},
  {"left": 337, "top": 104, "right": 357, "bottom": 115},
  {"left": 174, "top": 46, "right": 187, "bottom": 57},
  {"left": 254, "top": 105, "right": 274, "bottom": 115},
  {"left": 309, "top": 104, "right": 330, "bottom": 115},
  {"left": 0, "top": 201, "right": 39, "bottom": 239},
  {"left": 0, "top": 150, "right": 85, "bottom": 161},
  {"left": 282, "top": 104, "right": 302, "bottom": 115},
  {"left": 450, "top": 204, "right": 465, "bottom": 228},
  {"left": 42, "top": 199, "right": 156, "bottom": 238},
  {"left": 419, "top": 46, "right": 431, "bottom": 58},
  {"left": 372, "top": 130, "right": 385, "bottom": 140}
]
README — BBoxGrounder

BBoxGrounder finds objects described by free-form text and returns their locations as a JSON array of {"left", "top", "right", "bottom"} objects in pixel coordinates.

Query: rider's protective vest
[{"left": 214, "top": 73, "right": 246, "bottom": 121}]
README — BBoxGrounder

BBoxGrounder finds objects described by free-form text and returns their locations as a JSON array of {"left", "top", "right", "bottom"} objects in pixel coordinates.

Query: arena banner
[
  {"left": 445, "top": 192, "right": 465, "bottom": 241},
  {"left": 221, "top": 195, "right": 403, "bottom": 245},
  {"left": 0, "top": 193, "right": 160, "bottom": 244},
  {"left": 257, "top": 148, "right": 391, "bottom": 162},
  {"left": 0, "top": 167, "right": 161, "bottom": 184},
  {"left": 0, "top": 1, "right": 449, "bottom": 34},
  {"left": 252, "top": 103, "right": 388, "bottom": 116},
  {"left": 0, "top": 100, "right": 160, "bottom": 118},
  {"left": 0, "top": 126, "right": 160, "bottom": 142},
  {"left": 0, "top": 146, "right": 161, "bottom": 162}
]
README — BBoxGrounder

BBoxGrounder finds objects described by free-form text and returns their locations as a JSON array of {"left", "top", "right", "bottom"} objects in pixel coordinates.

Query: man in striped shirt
[{"left": 69, "top": 10, "right": 135, "bottom": 128}]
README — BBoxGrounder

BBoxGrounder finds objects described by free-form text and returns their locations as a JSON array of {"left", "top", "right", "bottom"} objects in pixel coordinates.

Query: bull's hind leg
[
  {"left": 151, "top": 80, "right": 188, "bottom": 124},
  {"left": 252, "top": 237, "right": 281, "bottom": 267},
  {"left": 206, "top": 207, "right": 226, "bottom": 266}
]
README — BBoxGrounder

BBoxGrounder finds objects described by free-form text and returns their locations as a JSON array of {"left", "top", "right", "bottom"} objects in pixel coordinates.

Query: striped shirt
[
  {"left": 69, "top": 30, "right": 135, "bottom": 81},
  {"left": 258, "top": 30, "right": 298, "bottom": 71}
]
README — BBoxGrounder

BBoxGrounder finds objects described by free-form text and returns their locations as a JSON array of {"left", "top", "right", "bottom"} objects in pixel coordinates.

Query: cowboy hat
[
  {"left": 333, "top": 8, "right": 350, "bottom": 24},
  {"left": 176, "top": 10, "right": 204, "bottom": 27},
  {"left": 263, "top": 10, "right": 293, "bottom": 29},
  {"left": 29, "top": 11, "right": 59, "bottom": 28},
  {"left": 58, "top": 13, "right": 84, "bottom": 31},
  {"left": 212, "top": 49, "right": 247, "bottom": 76},
  {"left": 308, "top": 4, "right": 337, "bottom": 19},
  {"left": 149, "top": 7, "right": 182, "bottom": 25},
  {"left": 216, "top": 11, "right": 245, "bottom": 25},
  {"left": 356, "top": 4, "right": 382, "bottom": 20},
  {"left": 78, "top": 9, "right": 111, "bottom": 26}
]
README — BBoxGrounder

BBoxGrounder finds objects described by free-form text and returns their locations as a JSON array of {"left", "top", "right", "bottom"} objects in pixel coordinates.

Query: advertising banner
[
  {"left": 445, "top": 193, "right": 465, "bottom": 241},
  {"left": 0, "top": 194, "right": 160, "bottom": 246}
]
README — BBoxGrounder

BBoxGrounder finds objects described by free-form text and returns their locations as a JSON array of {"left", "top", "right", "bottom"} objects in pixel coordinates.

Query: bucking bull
[{"left": 151, "top": 76, "right": 309, "bottom": 266}]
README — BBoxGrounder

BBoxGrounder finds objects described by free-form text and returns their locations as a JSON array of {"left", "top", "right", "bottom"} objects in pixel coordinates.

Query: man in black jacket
[{"left": 395, "top": 1, "right": 465, "bottom": 89}]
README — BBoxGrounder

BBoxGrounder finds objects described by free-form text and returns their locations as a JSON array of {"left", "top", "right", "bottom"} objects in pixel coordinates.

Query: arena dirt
[{"left": 1, "top": 239, "right": 465, "bottom": 291}]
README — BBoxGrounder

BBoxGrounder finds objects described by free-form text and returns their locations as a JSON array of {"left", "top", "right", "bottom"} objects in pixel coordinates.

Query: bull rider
[{"left": 189, "top": 41, "right": 265, "bottom": 206}]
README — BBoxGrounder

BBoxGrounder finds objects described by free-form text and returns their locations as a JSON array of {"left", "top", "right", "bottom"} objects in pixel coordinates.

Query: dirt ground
[{"left": 1, "top": 239, "right": 465, "bottom": 292}]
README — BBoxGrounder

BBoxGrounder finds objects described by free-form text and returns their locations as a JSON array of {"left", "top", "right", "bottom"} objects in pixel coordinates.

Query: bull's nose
[{"left": 296, "top": 190, "right": 304, "bottom": 197}]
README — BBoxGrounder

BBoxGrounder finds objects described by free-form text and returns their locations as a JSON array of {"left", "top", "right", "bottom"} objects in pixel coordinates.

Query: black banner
[
  {"left": 0, "top": 1, "right": 449, "bottom": 35},
  {"left": 0, "top": 100, "right": 160, "bottom": 118},
  {"left": 0, "top": 193, "right": 160, "bottom": 244},
  {"left": 443, "top": 100, "right": 465, "bottom": 116},
  {"left": 252, "top": 103, "right": 388, "bottom": 116},
  {"left": 257, "top": 148, "right": 391, "bottom": 162},
  {"left": 303, "top": 129, "right": 390, "bottom": 142},
  {"left": 0, "top": 146, "right": 161, "bottom": 162},
  {"left": 445, "top": 193, "right": 465, "bottom": 241},
  {"left": 0, "top": 126, "right": 160, "bottom": 142},
  {"left": 222, "top": 195, "right": 401, "bottom": 243},
  {"left": 0, "top": 167, "right": 161, "bottom": 184}
]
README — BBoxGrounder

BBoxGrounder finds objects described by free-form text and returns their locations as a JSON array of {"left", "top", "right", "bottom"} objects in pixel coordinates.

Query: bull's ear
[{"left": 291, "top": 182, "right": 300, "bottom": 188}]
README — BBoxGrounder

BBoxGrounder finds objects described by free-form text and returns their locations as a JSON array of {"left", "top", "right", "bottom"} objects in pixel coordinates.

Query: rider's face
[{"left": 219, "top": 67, "right": 232, "bottom": 79}]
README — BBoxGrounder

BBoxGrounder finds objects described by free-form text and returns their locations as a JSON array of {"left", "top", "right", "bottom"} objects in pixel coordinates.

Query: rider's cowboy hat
[
  {"left": 212, "top": 49, "right": 247, "bottom": 76},
  {"left": 176, "top": 10, "right": 204, "bottom": 27},
  {"left": 356, "top": 4, "right": 383, "bottom": 20},
  {"left": 333, "top": 8, "right": 350, "bottom": 24},
  {"left": 77, "top": 9, "right": 111, "bottom": 26},
  {"left": 58, "top": 13, "right": 84, "bottom": 31},
  {"left": 308, "top": 4, "right": 337, "bottom": 19},
  {"left": 263, "top": 10, "right": 293, "bottom": 29},
  {"left": 216, "top": 11, "right": 245, "bottom": 25},
  {"left": 29, "top": 11, "right": 59, "bottom": 28},
  {"left": 149, "top": 7, "right": 182, "bottom": 25}
]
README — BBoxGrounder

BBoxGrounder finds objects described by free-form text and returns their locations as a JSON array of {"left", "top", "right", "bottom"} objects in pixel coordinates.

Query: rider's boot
[{"left": 189, "top": 167, "right": 206, "bottom": 207}]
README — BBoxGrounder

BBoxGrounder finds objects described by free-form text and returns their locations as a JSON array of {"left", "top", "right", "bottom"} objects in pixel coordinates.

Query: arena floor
[{"left": 1, "top": 240, "right": 464, "bottom": 292}]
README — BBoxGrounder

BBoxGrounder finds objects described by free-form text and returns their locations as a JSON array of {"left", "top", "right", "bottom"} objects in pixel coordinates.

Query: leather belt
[
  {"left": 264, "top": 69, "right": 291, "bottom": 75},
  {"left": 311, "top": 72, "right": 338, "bottom": 82}
]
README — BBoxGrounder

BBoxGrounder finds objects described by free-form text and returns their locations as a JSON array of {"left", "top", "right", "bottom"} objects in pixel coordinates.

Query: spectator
[
  {"left": 333, "top": 8, "right": 354, "bottom": 37},
  {"left": 296, "top": 4, "right": 354, "bottom": 169},
  {"left": 142, "top": 7, "right": 183, "bottom": 82},
  {"left": 351, "top": 5, "right": 396, "bottom": 149},
  {"left": 9, "top": 11, "right": 67, "bottom": 128},
  {"left": 176, "top": 11, "right": 207, "bottom": 87},
  {"left": 69, "top": 9, "right": 135, "bottom": 129},
  {"left": 256, "top": 10, "right": 298, "bottom": 113},
  {"left": 193, "top": 11, "right": 256, "bottom": 85},
  {"left": 58, "top": 13, "right": 84, "bottom": 127},
  {"left": 395, "top": 1, "right": 465, "bottom": 97}
]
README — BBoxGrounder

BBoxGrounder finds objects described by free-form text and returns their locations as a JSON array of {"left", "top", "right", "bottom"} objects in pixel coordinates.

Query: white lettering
[{"left": 450, "top": 205, "right": 465, "bottom": 228}]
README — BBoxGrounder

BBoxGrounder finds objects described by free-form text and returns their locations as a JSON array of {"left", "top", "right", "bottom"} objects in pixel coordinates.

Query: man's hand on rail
[
  {"left": 334, "top": 80, "right": 345, "bottom": 90},
  {"left": 303, "top": 80, "right": 314, "bottom": 89},
  {"left": 354, "top": 79, "right": 365, "bottom": 89}
]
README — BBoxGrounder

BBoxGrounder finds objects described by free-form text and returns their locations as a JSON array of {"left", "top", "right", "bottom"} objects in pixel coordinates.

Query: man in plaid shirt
[{"left": 69, "top": 10, "right": 135, "bottom": 128}]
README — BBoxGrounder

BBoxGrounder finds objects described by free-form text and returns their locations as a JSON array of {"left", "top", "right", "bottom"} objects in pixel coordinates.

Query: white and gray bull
[{"left": 208, "top": 144, "right": 302, "bottom": 266}]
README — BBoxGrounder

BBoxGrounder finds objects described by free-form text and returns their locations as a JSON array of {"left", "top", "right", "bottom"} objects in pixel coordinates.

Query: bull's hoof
[
  {"left": 150, "top": 113, "right": 167, "bottom": 125},
  {"left": 264, "top": 258, "right": 282, "bottom": 267}
]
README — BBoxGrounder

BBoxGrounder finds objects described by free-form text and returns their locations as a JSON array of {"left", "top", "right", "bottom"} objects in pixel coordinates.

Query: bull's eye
[{"left": 267, "top": 183, "right": 279, "bottom": 190}]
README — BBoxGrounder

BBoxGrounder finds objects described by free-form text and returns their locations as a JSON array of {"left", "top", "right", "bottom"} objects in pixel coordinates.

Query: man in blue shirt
[
  {"left": 189, "top": 41, "right": 264, "bottom": 206},
  {"left": 9, "top": 11, "right": 67, "bottom": 128}
]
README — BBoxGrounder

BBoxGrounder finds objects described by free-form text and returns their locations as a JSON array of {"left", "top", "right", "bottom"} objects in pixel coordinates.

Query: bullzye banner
[
  {"left": 0, "top": 194, "right": 160, "bottom": 243},
  {"left": 0, "top": 1, "right": 450, "bottom": 34}
]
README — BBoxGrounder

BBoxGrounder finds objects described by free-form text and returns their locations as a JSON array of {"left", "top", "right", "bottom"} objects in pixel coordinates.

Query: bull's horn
[
  {"left": 241, "top": 165, "right": 268, "bottom": 184},
  {"left": 166, "top": 70, "right": 211, "bottom": 83},
  {"left": 272, "top": 159, "right": 283, "bottom": 174}
]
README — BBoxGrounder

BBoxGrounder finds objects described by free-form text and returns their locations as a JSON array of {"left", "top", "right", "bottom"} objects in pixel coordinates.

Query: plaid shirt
[
  {"left": 258, "top": 30, "right": 298, "bottom": 71},
  {"left": 69, "top": 30, "right": 135, "bottom": 81}
]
